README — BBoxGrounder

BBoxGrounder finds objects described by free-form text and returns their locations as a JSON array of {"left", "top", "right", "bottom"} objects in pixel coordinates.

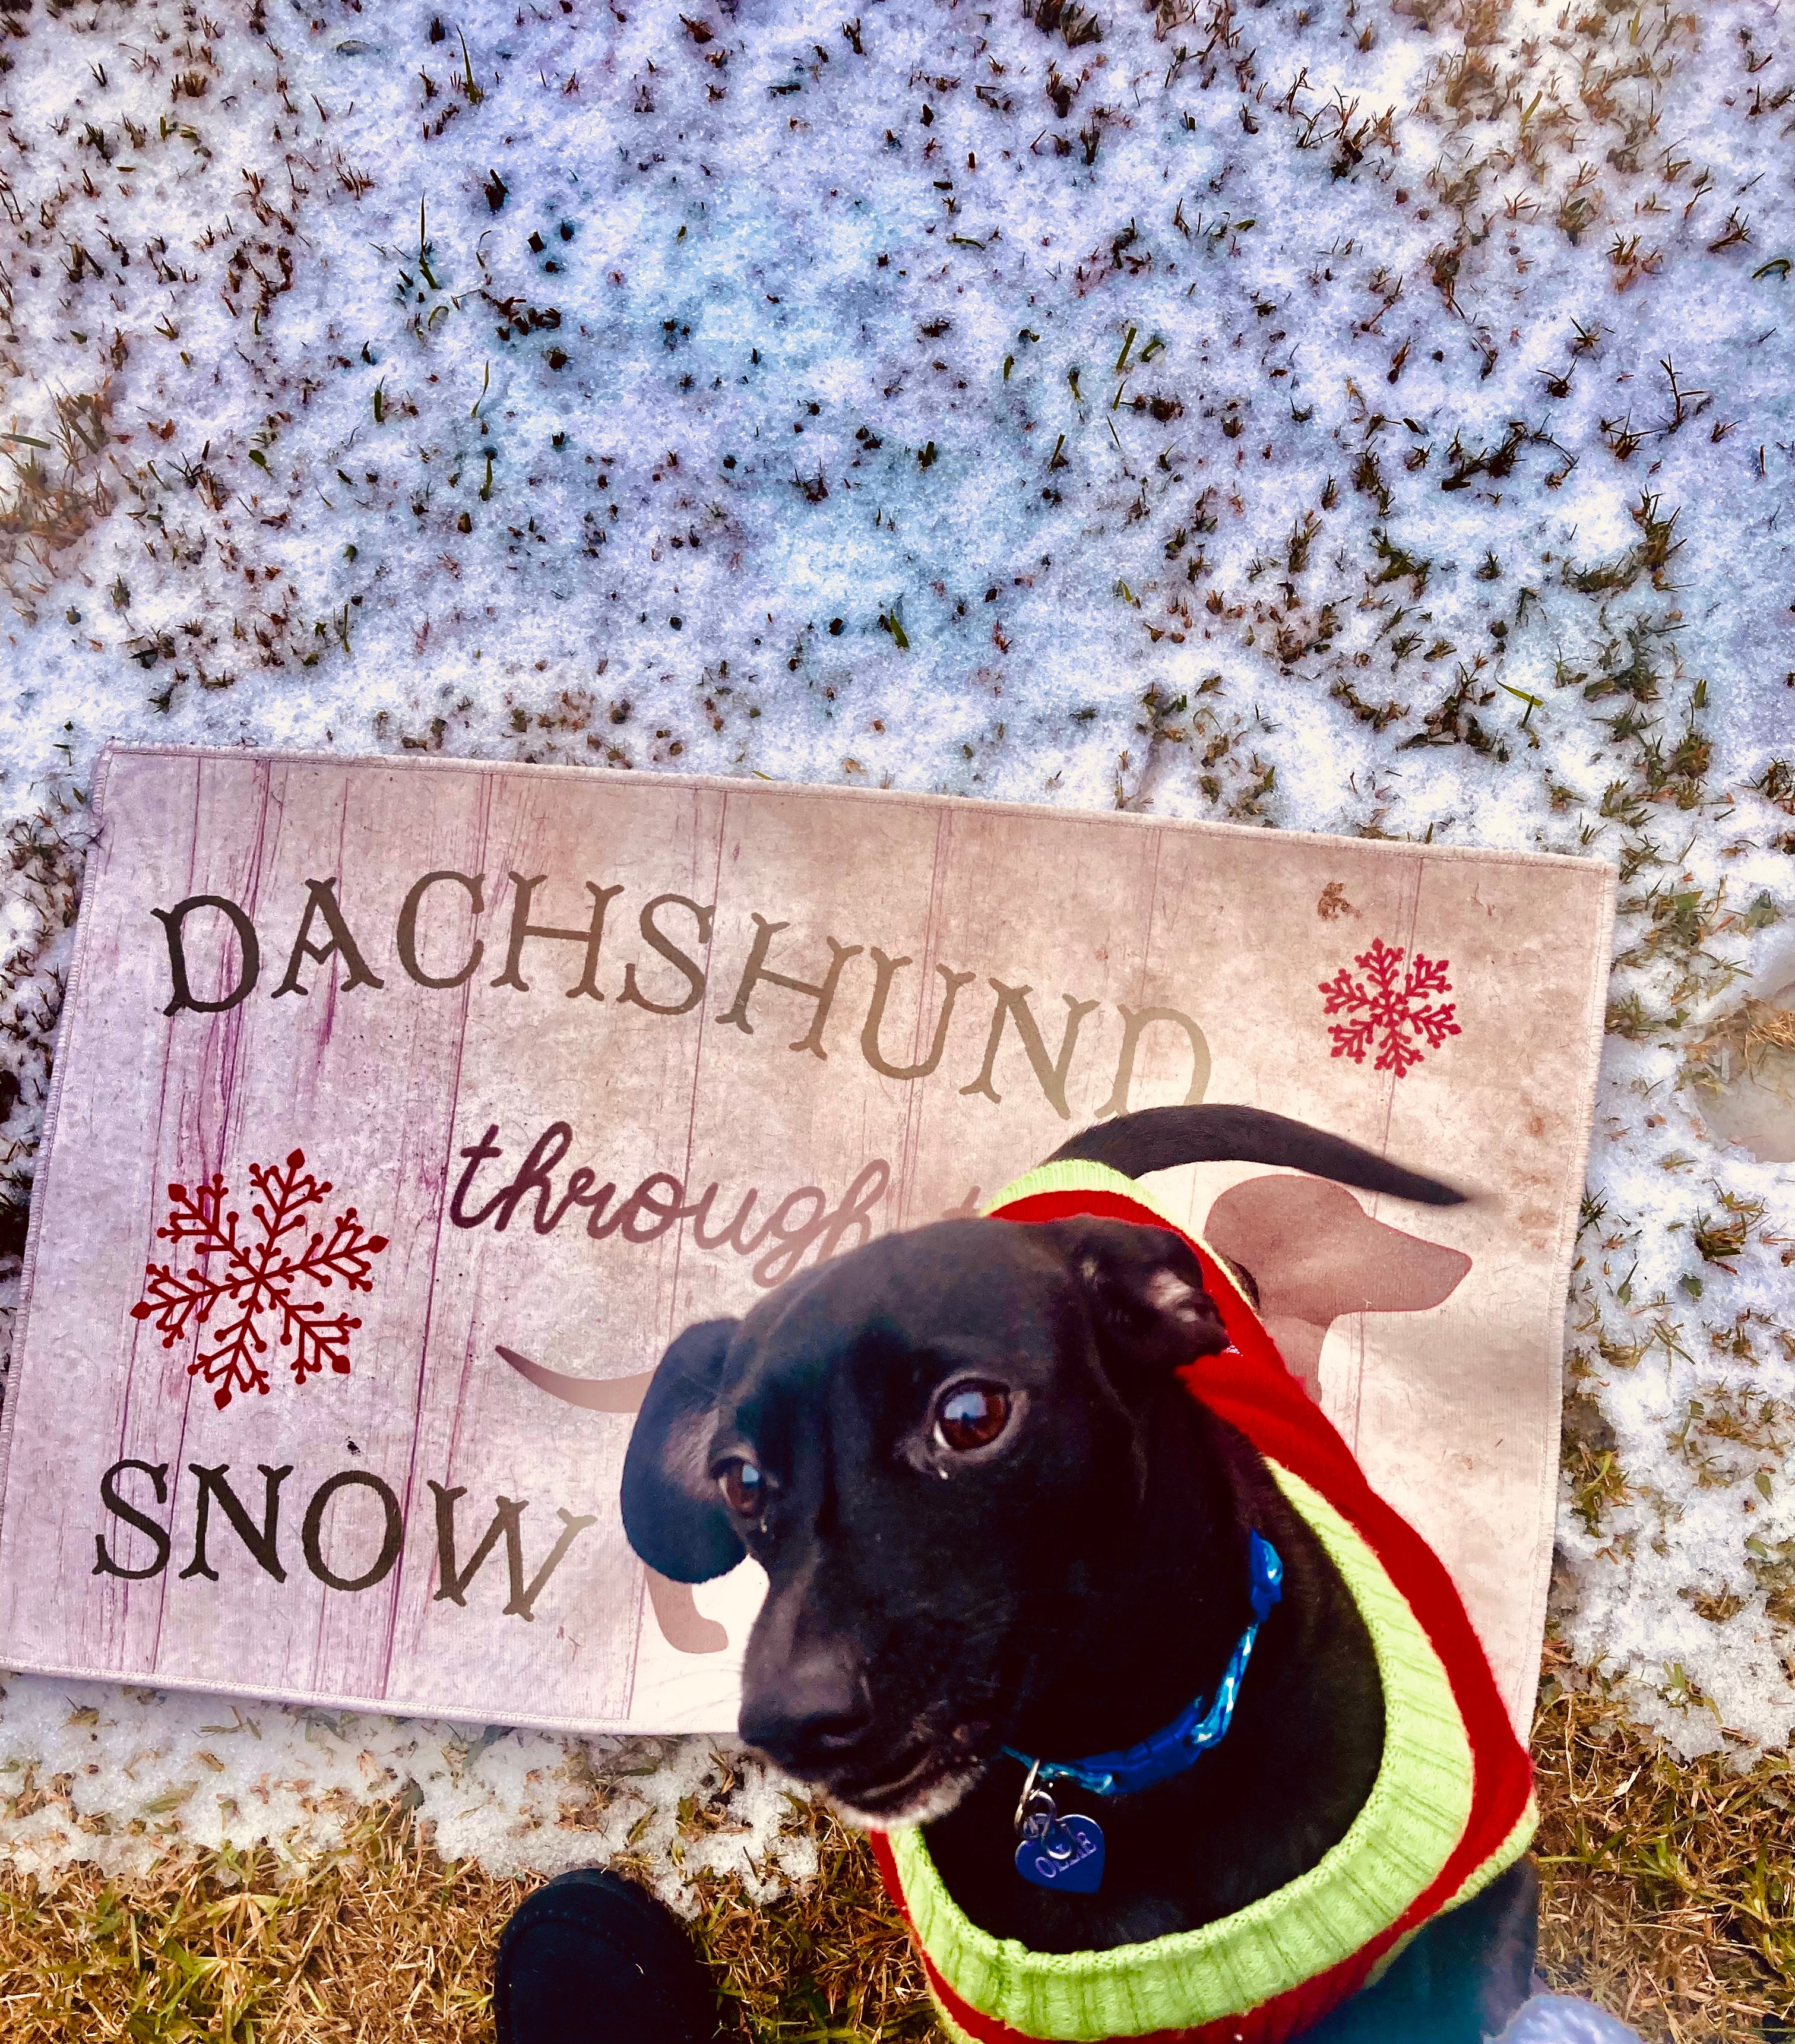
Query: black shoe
[{"left": 494, "top": 1867, "right": 723, "bottom": 2044}]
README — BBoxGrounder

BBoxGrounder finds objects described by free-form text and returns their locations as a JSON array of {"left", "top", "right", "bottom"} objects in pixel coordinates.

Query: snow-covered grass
[
  {"left": 0, "top": 1670, "right": 815, "bottom": 1895},
  {"left": 0, "top": 0, "right": 1790, "bottom": 2024}
]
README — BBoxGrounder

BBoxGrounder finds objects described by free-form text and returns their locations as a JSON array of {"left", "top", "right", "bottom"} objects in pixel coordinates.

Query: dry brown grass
[
  {"left": 0, "top": 1809, "right": 533, "bottom": 2042},
  {"left": 0, "top": 1794, "right": 938, "bottom": 2044},
  {"left": 1532, "top": 1651, "right": 1794, "bottom": 2042},
  {"left": 688, "top": 1807, "right": 941, "bottom": 2042},
  {"left": 0, "top": 1677, "right": 1789, "bottom": 2042}
]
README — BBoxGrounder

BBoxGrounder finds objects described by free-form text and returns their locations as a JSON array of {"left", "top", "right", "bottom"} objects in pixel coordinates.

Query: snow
[
  {"left": 0, "top": 1668, "right": 815, "bottom": 1906},
  {"left": 0, "top": 0, "right": 1788, "bottom": 1972}
]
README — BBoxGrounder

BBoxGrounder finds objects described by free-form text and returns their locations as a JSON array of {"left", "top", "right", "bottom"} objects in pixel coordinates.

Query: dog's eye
[
  {"left": 933, "top": 1382, "right": 1011, "bottom": 1454},
  {"left": 717, "top": 1458, "right": 764, "bottom": 1517}
]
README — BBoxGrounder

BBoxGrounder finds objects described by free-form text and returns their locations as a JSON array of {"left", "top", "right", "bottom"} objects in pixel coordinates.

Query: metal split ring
[{"left": 1012, "top": 1760, "right": 1060, "bottom": 1839}]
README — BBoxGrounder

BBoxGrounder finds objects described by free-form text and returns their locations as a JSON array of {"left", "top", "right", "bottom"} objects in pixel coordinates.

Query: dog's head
[{"left": 621, "top": 1214, "right": 1230, "bottom": 1825}]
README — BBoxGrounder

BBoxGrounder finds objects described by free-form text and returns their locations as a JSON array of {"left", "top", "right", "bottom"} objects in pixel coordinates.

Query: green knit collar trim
[{"left": 887, "top": 1459, "right": 1474, "bottom": 2040}]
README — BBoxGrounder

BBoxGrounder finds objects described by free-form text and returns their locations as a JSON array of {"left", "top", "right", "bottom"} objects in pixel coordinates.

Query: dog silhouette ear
[
  {"left": 1044, "top": 1216, "right": 1230, "bottom": 1375},
  {"left": 621, "top": 1318, "right": 746, "bottom": 1584}
]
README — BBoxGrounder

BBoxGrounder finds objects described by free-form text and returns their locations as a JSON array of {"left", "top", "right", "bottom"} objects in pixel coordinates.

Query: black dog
[{"left": 622, "top": 1106, "right": 1536, "bottom": 2040}]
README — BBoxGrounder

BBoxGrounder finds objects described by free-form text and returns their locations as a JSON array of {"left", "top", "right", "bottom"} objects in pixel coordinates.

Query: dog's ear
[
  {"left": 621, "top": 1318, "right": 745, "bottom": 1583},
  {"left": 1043, "top": 1217, "right": 1230, "bottom": 1375}
]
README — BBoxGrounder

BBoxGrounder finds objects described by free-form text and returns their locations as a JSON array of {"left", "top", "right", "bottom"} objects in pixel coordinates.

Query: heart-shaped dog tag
[{"left": 1014, "top": 1813, "right": 1106, "bottom": 1894}]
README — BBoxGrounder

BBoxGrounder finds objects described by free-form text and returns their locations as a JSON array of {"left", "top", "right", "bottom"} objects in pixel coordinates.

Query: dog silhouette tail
[{"left": 1047, "top": 1105, "right": 1465, "bottom": 1207}]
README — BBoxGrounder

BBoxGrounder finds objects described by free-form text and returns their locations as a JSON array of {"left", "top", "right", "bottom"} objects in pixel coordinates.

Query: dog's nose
[{"left": 740, "top": 1643, "right": 874, "bottom": 1772}]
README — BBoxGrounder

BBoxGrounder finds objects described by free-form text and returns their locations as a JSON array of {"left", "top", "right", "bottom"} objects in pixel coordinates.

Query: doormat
[{"left": 0, "top": 748, "right": 1614, "bottom": 1737}]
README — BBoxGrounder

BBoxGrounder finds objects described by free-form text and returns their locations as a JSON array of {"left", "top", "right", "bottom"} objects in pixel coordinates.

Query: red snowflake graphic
[
  {"left": 1318, "top": 936, "right": 1461, "bottom": 1078},
  {"left": 129, "top": 1149, "right": 390, "bottom": 1410}
]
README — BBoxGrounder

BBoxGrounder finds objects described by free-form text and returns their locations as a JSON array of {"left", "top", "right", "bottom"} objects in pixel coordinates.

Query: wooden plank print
[{"left": 0, "top": 748, "right": 1616, "bottom": 1736}]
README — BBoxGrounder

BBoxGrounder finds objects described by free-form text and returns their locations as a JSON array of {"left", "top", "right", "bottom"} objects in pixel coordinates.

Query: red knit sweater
[{"left": 870, "top": 1170, "right": 1536, "bottom": 2044}]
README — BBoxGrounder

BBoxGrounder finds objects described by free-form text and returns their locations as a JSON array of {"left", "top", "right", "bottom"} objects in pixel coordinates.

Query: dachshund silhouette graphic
[{"left": 1202, "top": 1174, "right": 1471, "bottom": 1402}]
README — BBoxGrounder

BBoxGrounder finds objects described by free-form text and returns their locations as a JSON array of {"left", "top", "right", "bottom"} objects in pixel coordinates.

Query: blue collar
[{"left": 1002, "top": 1532, "right": 1283, "bottom": 1798}]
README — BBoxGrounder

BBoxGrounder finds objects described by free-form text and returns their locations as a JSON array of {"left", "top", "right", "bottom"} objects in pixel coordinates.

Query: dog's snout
[{"left": 740, "top": 1641, "right": 874, "bottom": 1771}]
